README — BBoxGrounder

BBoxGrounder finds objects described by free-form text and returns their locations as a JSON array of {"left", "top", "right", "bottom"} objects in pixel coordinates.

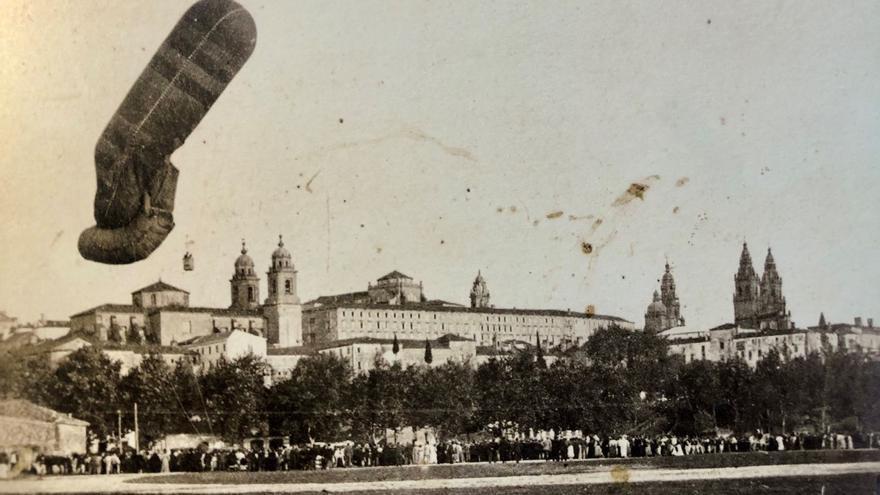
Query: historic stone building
[
  {"left": 733, "top": 243, "right": 793, "bottom": 331},
  {"left": 63, "top": 242, "right": 631, "bottom": 376},
  {"left": 69, "top": 237, "right": 303, "bottom": 347},
  {"left": 302, "top": 271, "right": 633, "bottom": 349},
  {"left": 664, "top": 317, "right": 880, "bottom": 369},
  {"left": 470, "top": 271, "right": 491, "bottom": 309},
  {"left": 644, "top": 262, "right": 685, "bottom": 333}
]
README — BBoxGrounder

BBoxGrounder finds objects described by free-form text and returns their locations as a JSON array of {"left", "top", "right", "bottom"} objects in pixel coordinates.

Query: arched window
[
  {"left": 285, "top": 279, "right": 292, "bottom": 294},
  {"left": 247, "top": 286, "right": 255, "bottom": 302}
]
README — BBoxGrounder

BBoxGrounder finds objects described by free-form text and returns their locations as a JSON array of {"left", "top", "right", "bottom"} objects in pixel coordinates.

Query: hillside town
[
  {"left": 2, "top": 238, "right": 877, "bottom": 377},
  {"left": 1, "top": 236, "right": 878, "bottom": 479}
]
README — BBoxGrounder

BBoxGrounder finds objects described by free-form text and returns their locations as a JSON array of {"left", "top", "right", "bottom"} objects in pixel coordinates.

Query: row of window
[
  {"left": 336, "top": 310, "right": 589, "bottom": 327},
  {"left": 197, "top": 344, "right": 227, "bottom": 355}
]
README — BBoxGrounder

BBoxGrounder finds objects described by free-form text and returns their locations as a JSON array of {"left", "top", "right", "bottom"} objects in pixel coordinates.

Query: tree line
[{"left": 2, "top": 326, "right": 878, "bottom": 445}]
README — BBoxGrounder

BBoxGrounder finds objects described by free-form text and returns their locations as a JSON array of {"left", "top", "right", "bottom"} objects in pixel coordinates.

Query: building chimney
[
  {"left": 854, "top": 316, "right": 863, "bottom": 327},
  {"left": 868, "top": 318, "right": 874, "bottom": 328}
]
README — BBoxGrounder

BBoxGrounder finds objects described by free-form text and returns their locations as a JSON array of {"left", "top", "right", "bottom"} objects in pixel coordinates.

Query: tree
[
  {"left": 0, "top": 351, "right": 54, "bottom": 404},
  {"left": 535, "top": 332, "right": 546, "bottom": 369},
  {"left": 581, "top": 326, "right": 676, "bottom": 435},
  {"left": 267, "top": 354, "right": 353, "bottom": 442},
  {"left": 424, "top": 339, "right": 433, "bottom": 364},
  {"left": 358, "top": 361, "right": 410, "bottom": 442},
  {"left": 119, "top": 353, "right": 178, "bottom": 443},
  {"left": 716, "top": 357, "right": 754, "bottom": 432},
  {"left": 199, "top": 354, "right": 268, "bottom": 441},
  {"left": 667, "top": 360, "right": 722, "bottom": 435},
  {"left": 47, "top": 346, "right": 123, "bottom": 438}
]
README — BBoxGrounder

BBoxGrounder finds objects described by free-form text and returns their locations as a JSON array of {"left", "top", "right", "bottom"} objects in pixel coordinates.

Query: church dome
[
  {"left": 272, "top": 235, "right": 291, "bottom": 260},
  {"left": 646, "top": 291, "right": 666, "bottom": 315},
  {"left": 235, "top": 241, "right": 254, "bottom": 271}
]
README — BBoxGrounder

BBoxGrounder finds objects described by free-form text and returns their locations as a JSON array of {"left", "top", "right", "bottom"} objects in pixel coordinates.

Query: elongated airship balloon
[{"left": 78, "top": 0, "right": 256, "bottom": 264}]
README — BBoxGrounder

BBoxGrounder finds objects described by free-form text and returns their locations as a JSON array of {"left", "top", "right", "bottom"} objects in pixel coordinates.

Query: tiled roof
[
  {"left": 423, "top": 299, "right": 466, "bottom": 307},
  {"left": 38, "top": 320, "right": 70, "bottom": 328},
  {"left": 0, "top": 399, "right": 89, "bottom": 426},
  {"left": 667, "top": 336, "right": 711, "bottom": 345},
  {"left": 182, "top": 331, "right": 235, "bottom": 346},
  {"left": 306, "top": 292, "right": 371, "bottom": 306},
  {"left": 181, "top": 329, "right": 263, "bottom": 347},
  {"left": 377, "top": 271, "right": 412, "bottom": 281},
  {"left": 148, "top": 306, "right": 264, "bottom": 317},
  {"left": 709, "top": 323, "right": 738, "bottom": 331},
  {"left": 315, "top": 335, "right": 470, "bottom": 351},
  {"left": 132, "top": 280, "right": 189, "bottom": 294},
  {"left": 0, "top": 332, "right": 40, "bottom": 351},
  {"left": 305, "top": 301, "right": 631, "bottom": 323},
  {"left": 267, "top": 346, "right": 316, "bottom": 356},
  {"left": 70, "top": 304, "right": 142, "bottom": 318}
]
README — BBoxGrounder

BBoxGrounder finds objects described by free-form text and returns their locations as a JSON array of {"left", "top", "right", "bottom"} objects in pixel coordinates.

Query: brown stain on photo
[
  {"left": 294, "top": 126, "right": 477, "bottom": 162},
  {"left": 611, "top": 464, "right": 631, "bottom": 483},
  {"left": 305, "top": 169, "right": 321, "bottom": 193},
  {"left": 580, "top": 241, "right": 593, "bottom": 254},
  {"left": 612, "top": 175, "right": 660, "bottom": 207},
  {"left": 546, "top": 211, "right": 564, "bottom": 219},
  {"left": 676, "top": 177, "right": 690, "bottom": 187},
  {"left": 568, "top": 214, "right": 594, "bottom": 221}
]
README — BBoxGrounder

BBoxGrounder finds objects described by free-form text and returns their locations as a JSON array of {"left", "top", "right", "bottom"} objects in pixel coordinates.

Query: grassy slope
[
  {"left": 133, "top": 450, "right": 880, "bottom": 485},
  {"left": 92, "top": 474, "right": 880, "bottom": 495}
]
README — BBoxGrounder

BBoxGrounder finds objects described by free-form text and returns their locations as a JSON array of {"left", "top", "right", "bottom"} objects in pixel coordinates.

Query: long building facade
[
  {"left": 302, "top": 271, "right": 633, "bottom": 349},
  {"left": 661, "top": 243, "right": 877, "bottom": 367},
  {"left": 61, "top": 241, "right": 632, "bottom": 377}
]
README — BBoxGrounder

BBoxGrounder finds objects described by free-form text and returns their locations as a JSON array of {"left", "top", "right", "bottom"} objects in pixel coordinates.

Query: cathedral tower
[
  {"left": 263, "top": 235, "right": 303, "bottom": 347},
  {"left": 230, "top": 240, "right": 260, "bottom": 310},
  {"left": 660, "top": 261, "right": 684, "bottom": 327},
  {"left": 470, "top": 271, "right": 491, "bottom": 308},
  {"left": 758, "top": 247, "right": 791, "bottom": 330},
  {"left": 759, "top": 248, "right": 785, "bottom": 314},
  {"left": 733, "top": 242, "right": 760, "bottom": 328},
  {"left": 644, "top": 290, "right": 668, "bottom": 333}
]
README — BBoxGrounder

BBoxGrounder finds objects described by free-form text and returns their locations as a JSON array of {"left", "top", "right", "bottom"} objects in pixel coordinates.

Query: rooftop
[
  {"left": 181, "top": 329, "right": 263, "bottom": 347},
  {"left": 147, "top": 306, "right": 263, "bottom": 317},
  {"left": 315, "top": 333, "right": 476, "bottom": 351},
  {"left": 377, "top": 271, "right": 413, "bottom": 282},
  {"left": 70, "top": 303, "right": 141, "bottom": 318},
  {"left": 0, "top": 399, "right": 89, "bottom": 426},
  {"left": 267, "top": 346, "right": 315, "bottom": 356},
  {"left": 132, "top": 280, "right": 189, "bottom": 295},
  {"left": 305, "top": 301, "right": 631, "bottom": 323}
]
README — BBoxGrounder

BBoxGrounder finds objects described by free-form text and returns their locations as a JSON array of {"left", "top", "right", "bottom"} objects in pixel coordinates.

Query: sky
[{"left": 0, "top": 0, "right": 878, "bottom": 329}]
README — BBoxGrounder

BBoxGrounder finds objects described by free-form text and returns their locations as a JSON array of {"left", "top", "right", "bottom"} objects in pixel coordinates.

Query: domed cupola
[
  {"left": 230, "top": 239, "right": 260, "bottom": 310},
  {"left": 235, "top": 240, "right": 255, "bottom": 276},
  {"left": 271, "top": 234, "right": 293, "bottom": 270},
  {"left": 647, "top": 290, "right": 667, "bottom": 315}
]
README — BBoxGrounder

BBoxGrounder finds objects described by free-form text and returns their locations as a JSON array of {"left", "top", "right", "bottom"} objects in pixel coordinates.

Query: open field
[
  {"left": 1, "top": 451, "right": 879, "bottom": 494},
  {"left": 136, "top": 475, "right": 879, "bottom": 495},
  {"left": 138, "top": 449, "right": 880, "bottom": 485}
]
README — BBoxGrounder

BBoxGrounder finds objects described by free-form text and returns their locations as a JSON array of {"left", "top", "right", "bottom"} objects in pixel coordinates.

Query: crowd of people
[{"left": 13, "top": 429, "right": 878, "bottom": 476}]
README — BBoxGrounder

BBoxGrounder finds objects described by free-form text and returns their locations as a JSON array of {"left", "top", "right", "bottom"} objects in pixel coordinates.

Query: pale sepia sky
[{"left": 1, "top": 0, "right": 878, "bottom": 329}]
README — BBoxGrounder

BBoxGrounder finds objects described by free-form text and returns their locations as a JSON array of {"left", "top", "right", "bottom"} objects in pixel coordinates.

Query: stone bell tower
[
  {"left": 263, "top": 235, "right": 303, "bottom": 347},
  {"left": 230, "top": 240, "right": 260, "bottom": 310}
]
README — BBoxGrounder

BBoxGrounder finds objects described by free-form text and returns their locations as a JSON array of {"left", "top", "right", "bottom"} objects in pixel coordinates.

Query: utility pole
[{"left": 133, "top": 402, "right": 140, "bottom": 452}]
